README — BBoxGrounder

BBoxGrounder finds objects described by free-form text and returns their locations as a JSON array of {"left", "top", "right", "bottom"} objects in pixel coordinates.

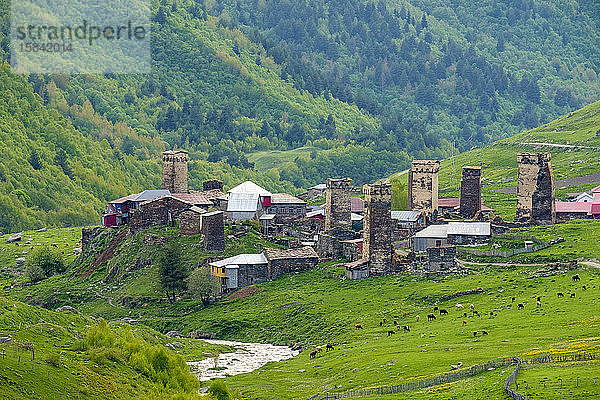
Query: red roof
[
  {"left": 555, "top": 201, "right": 592, "bottom": 214},
  {"left": 351, "top": 197, "right": 364, "bottom": 213},
  {"left": 592, "top": 185, "right": 600, "bottom": 194},
  {"left": 438, "top": 197, "right": 460, "bottom": 208},
  {"left": 110, "top": 194, "right": 136, "bottom": 204},
  {"left": 591, "top": 193, "right": 600, "bottom": 215},
  {"left": 171, "top": 193, "right": 212, "bottom": 206}
]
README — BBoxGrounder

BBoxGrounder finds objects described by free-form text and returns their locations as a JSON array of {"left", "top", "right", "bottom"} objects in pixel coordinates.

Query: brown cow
[{"left": 355, "top": 324, "right": 363, "bottom": 329}]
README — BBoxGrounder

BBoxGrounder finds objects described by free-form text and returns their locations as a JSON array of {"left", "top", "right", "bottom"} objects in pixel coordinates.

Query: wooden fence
[
  {"left": 457, "top": 234, "right": 549, "bottom": 258},
  {"left": 308, "top": 352, "right": 598, "bottom": 400}
]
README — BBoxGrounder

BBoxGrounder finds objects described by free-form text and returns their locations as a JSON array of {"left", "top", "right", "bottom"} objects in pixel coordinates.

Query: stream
[{"left": 188, "top": 339, "right": 301, "bottom": 381}]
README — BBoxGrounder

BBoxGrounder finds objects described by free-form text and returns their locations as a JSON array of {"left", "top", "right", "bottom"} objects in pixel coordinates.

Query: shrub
[
  {"left": 26, "top": 245, "right": 66, "bottom": 281},
  {"left": 85, "top": 319, "right": 115, "bottom": 348},
  {"left": 44, "top": 352, "right": 61, "bottom": 367},
  {"left": 208, "top": 381, "right": 233, "bottom": 400}
]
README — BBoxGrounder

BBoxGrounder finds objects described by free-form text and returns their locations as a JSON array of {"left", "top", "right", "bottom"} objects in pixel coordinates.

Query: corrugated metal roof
[
  {"left": 351, "top": 197, "right": 364, "bottom": 213},
  {"left": 228, "top": 181, "right": 272, "bottom": 196},
  {"left": 171, "top": 193, "right": 212, "bottom": 205},
  {"left": 555, "top": 201, "right": 591, "bottom": 213},
  {"left": 203, "top": 210, "right": 223, "bottom": 217},
  {"left": 391, "top": 210, "right": 422, "bottom": 222},
  {"left": 307, "top": 209, "right": 325, "bottom": 218},
  {"left": 260, "top": 214, "right": 276, "bottom": 220},
  {"left": 438, "top": 197, "right": 460, "bottom": 208},
  {"left": 210, "top": 253, "right": 268, "bottom": 267},
  {"left": 351, "top": 213, "right": 363, "bottom": 221},
  {"left": 447, "top": 222, "right": 491, "bottom": 236},
  {"left": 413, "top": 225, "right": 448, "bottom": 239},
  {"left": 132, "top": 190, "right": 171, "bottom": 202},
  {"left": 309, "top": 183, "right": 326, "bottom": 190},
  {"left": 227, "top": 193, "right": 260, "bottom": 212},
  {"left": 271, "top": 193, "right": 306, "bottom": 204}
]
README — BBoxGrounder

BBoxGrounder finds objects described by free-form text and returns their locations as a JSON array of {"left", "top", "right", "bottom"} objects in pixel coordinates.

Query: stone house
[
  {"left": 264, "top": 193, "right": 306, "bottom": 218},
  {"left": 178, "top": 206, "right": 206, "bottom": 236},
  {"left": 202, "top": 211, "right": 225, "bottom": 253},
  {"left": 263, "top": 246, "right": 319, "bottom": 281},
  {"left": 130, "top": 195, "right": 194, "bottom": 231},
  {"left": 425, "top": 245, "right": 457, "bottom": 272}
]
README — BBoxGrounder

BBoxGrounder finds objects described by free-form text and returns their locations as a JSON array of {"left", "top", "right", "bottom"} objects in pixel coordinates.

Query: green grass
[{"left": 248, "top": 147, "right": 321, "bottom": 171}]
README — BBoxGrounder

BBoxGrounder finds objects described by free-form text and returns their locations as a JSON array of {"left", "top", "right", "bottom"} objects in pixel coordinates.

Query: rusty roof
[
  {"left": 171, "top": 192, "right": 212, "bottom": 205},
  {"left": 351, "top": 197, "right": 364, "bottom": 213},
  {"left": 271, "top": 193, "right": 306, "bottom": 204}
]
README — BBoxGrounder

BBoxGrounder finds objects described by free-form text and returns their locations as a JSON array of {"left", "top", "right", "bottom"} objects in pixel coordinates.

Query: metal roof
[
  {"left": 132, "top": 190, "right": 171, "bottom": 202},
  {"left": 351, "top": 197, "right": 364, "bottom": 213},
  {"left": 203, "top": 210, "right": 223, "bottom": 217},
  {"left": 271, "top": 193, "right": 306, "bottom": 204},
  {"left": 210, "top": 253, "right": 268, "bottom": 267},
  {"left": 228, "top": 181, "right": 272, "bottom": 196},
  {"left": 413, "top": 224, "right": 449, "bottom": 239},
  {"left": 391, "top": 210, "right": 422, "bottom": 222},
  {"left": 171, "top": 193, "right": 212, "bottom": 205},
  {"left": 307, "top": 209, "right": 325, "bottom": 218},
  {"left": 447, "top": 222, "right": 491, "bottom": 236},
  {"left": 555, "top": 201, "right": 591, "bottom": 213},
  {"left": 309, "top": 183, "right": 326, "bottom": 190},
  {"left": 227, "top": 193, "right": 260, "bottom": 212},
  {"left": 351, "top": 213, "right": 363, "bottom": 221},
  {"left": 259, "top": 214, "right": 276, "bottom": 220}
]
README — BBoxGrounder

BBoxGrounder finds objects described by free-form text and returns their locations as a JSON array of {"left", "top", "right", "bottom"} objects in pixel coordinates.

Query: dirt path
[
  {"left": 517, "top": 142, "right": 600, "bottom": 150},
  {"left": 457, "top": 259, "right": 546, "bottom": 267},
  {"left": 494, "top": 171, "right": 600, "bottom": 194}
]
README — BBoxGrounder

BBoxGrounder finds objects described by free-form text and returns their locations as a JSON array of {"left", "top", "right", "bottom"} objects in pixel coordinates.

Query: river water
[{"left": 188, "top": 339, "right": 300, "bottom": 381}]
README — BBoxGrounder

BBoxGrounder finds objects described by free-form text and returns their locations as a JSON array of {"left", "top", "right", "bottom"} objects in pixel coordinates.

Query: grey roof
[
  {"left": 271, "top": 193, "right": 306, "bottom": 205},
  {"left": 259, "top": 214, "right": 276, "bottom": 220},
  {"left": 413, "top": 222, "right": 491, "bottom": 239},
  {"left": 210, "top": 253, "right": 268, "bottom": 267},
  {"left": 132, "top": 190, "right": 171, "bottom": 202},
  {"left": 391, "top": 210, "right": 422, "bottom": 222},
  {"left": 187, "top": 206, "right": 207, "bottom": 214},
  {"left": 228, "top": 181, "right": 272, "bottom": 196},
  {"left": 227, "top": 193, "right": 260, "bottom": 212},
  {"left": 351, "top": 213, "right": 363, "bottom": 221},
  {"left": 307, "top": 209, "right": 325, "bottom": 218},
  {"left": 447, "top": 222, "right": 491, "bottom": 236},
  {"left": 203, "top": 210, "right": 224, "bottom": 217},
  {"left": 309, "top": 183, "right": 326, "bottom": 190}
]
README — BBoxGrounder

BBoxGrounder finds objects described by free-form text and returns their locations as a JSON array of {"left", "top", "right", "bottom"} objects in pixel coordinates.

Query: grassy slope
[{"left": 391, "top": 100, "right": 600, "bottom": 219}]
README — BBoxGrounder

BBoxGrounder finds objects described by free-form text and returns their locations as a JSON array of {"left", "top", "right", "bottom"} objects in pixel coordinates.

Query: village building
[
  {"left": 344, "top": 258, "right": 369, "bottom": 280},
  {"left": 177, "top": 206, "right": 206, "bottom": 236},
  {"left": 362, "top": 183, "right": 393, "bottom": 275},
  {"left": 264, "top": 193, "right": 307, "bottom": 218},
  {"left": 554, "top": 201, "right": 593, "bottom": 222},
  {"left": 425, "top": 245, "right": 458, "bottom": 272},
  {"left": 351, "top": 197, "right": 365, "bottom": 215},
  {"left": 225, "top": 181, "right": 272, "bottom": 221},
  {"left": 203, "top": 179, "right": 224, "bottom": 191},
  {"left": 516, "top": 153, "right": 555, "bottom": 224},
  {"left": 210, "top": 246, "right": 318, "bottom": 292},
  {"left": 303, "top": 183, "right": 327, "bottom": 199},
  {"left": 459, "top": 166, "right": 482, "bottom": 218},
  {"left": 411, "top": 222, "right": 491, "bottom": 252},
  {"left": 130, "top": 195, "right": 194, "bottom": 231},
  {"left": 171, "top": 193, "right": 213, "bottom": 209},
  {"left": 408, "top": 160, "right": 440, "bottom": 222},
  {"left": 438, "top": 197, "right": 495, "bottom": 216},
  {"left": 325, "top": 178, "right": 352, "bottom": 230},
  {"left": 162, "top": 150, "right": 188, "bottom": 194},
  {"left": 391, "top": 210, "right": 424, "bottom": 229},
  {"left": 202, "top": 211, "right": 225, "bottom": 252},
  {"left": 103, "top": 189, "right": 171, "bottom": 227}
]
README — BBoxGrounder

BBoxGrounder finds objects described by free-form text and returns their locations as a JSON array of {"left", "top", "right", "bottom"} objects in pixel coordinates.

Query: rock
[
  {"left": 172, "top": 341, "right": 183, "bottom": 348},
  {"left": 7, "top": 233, "right": 22, "bottom": 243},
  {"left": 298, "top": 369, "right": 306, "bottom": 373},
  {"left": 72, "top": 247, "right": 82, "bottom": 255},
  {"left": 15, "top": 258, "right": 26, "bottom": 267},
  {"left": 36, "top": 228, "right": 47, "bottom": 232},
  {"left": 352, "top": 368, "right": 359, "bottom": 373},
  {"left": 55, "top": 305, "right": 78, "bottom": 313},
  {"left": 166, "top": 330, "right": 183, "bottom": 338}
]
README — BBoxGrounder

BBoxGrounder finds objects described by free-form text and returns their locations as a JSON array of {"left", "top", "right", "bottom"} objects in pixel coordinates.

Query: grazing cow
[
  {"left": 462, "top": 320, "right": 467, "bottom": 326},
  {"left": 570, "top": 293, "right": 576, "bottom": 298},
  {"left": 440, "top": 309, "right": 449, "bottom": 315},
  {"left": 557, "top": 292, "right": 564, "bottom": 297},
  {"left": 482, "top": 330, "right": 488, "bottom": 336},
  {"left": 536, "top": 296, "right": 541, "bottom": 302},
  {"left": 573, "top": 274, "right": 580, "bottom": 281},
  {"left": 416, "top": 315, "right": 420, "bottom": 322},
  {"left": 456, "top": 304, "right": 464, "bottom": 309},
  {"left": 463, "top": 312, "right": 468, "bottom": 318},
  {"left": 536, "top": 300, "right": 541, "bottom": 307},
  {"left": 427, "top": 313, "right": 436, "bottom": 321},
  {"left": 518, "top": 303, "right": 525, "bottom": 309},
  {"left": 511, "top": 297, "right": 516, "bottom": 303},
  {"left": 582, "top": 285, "right": 587, "bottom": 291},
  {"left": 490, "top": 311, "right": 494, "bottom": 316},
  {"left": 383, "top": 318, "right": 387, "bottom": 324},
  {"left": 433, "top": 306, "right": 439, "bottom": 311},
  {"left": 355, "top": 324, "right": 363, "bottom": 329},
  {"left": 379, "top": 321, "right": 383, "bottom": 327},
  {"left": 403, "top": 325, "right": 410, "bottom": 332},
  {"left": 403, "top": 312, "right": 407, "bottom": 318},
  {"left": 326, "top": 343, "right": 334, "bottom": 351},
  {"left": 310, "top": 350, "right": 317, "bottom": 359},
  {"left": 470, "top": 304, "right": 475, "bottom": 310},
  {"left": 394, "top": 320, "right": 399, "bottom": 327},
  {"left": 473, "top": 331, "right": 478, "bottom": 337},
  {"left": 387, "top": 330, "right": 396, "bottom": 336},
  {"left": 473, "top": 310, "right": 480, "bottom": 317}
]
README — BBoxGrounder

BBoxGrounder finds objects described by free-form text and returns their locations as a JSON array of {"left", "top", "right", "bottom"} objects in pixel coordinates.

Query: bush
[
  {"left": 207, "top": 381, "right": 233, "bottom": 400},
  {"left": 85, "top": 319, "right": 115, "bottom": 348},
  {"left": 26, "top": 245, "right": 66, "bottom": 281},
  {"left": 44, "top": 352, "right": 61, "bottom": 367}
]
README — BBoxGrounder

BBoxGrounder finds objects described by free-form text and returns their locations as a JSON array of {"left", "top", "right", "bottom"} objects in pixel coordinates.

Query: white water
[{"left": 188, "top": 339, "right": 300, "bottom": 381}]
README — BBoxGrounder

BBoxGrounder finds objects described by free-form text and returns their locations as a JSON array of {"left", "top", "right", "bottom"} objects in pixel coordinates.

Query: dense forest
[{"left": 0, "top": 0, "right": 598, "bottom": 231}]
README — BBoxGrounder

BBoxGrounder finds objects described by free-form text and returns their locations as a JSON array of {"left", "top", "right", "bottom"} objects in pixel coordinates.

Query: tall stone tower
[
  {"left": 362, "top": 183, "right": 393, "bottom": 275},
  {"left": 516, "top": 153, "right": 555, "bottom": 224},
  {"left": 325, "top": 178, "right": 352, "bottom": 231},
  {"left": 162, "top": 150, "right": 189, "bottom": 194},
  {"left": 408, "top": 160, "right": 440, "bottom": 221},
  {"left": 459, "top": 166, "right": 482, "bottom": 218}
]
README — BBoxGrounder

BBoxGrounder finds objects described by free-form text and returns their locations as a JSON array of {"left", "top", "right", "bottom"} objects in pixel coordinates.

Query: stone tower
[
  {"left": 162, "top": 150, "right": 188, "bottom": 194},
  {"left": 408, "top": 160, "right": 440, "bottom": 221},
  {"left": 325, "top": 178, "right": 352, "bottom": 231},
  {"left": 459, "top": 166, "right": 482, "bottom": 218},
  {"left": 516, "top": 153, "right": 555, "bottom": 224},
  {"left": 362, "top": 183, "right": 393, "bottom": 275}
]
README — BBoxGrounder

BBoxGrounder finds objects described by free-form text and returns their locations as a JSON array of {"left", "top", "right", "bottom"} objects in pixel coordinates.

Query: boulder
[
  {"left": 165, "top": 330, "right": 183, "bottom": 338},
  {"left": 7, "top": 233, "right": 22, "bottom": 243},
  {"left": 55, "top": 305, "right": 79, "bottom": 313}
]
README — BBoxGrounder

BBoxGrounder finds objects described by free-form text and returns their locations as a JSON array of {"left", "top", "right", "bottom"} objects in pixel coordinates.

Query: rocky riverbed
[{"left": 188, "top": 339, "right": 300, "bottom": 381}]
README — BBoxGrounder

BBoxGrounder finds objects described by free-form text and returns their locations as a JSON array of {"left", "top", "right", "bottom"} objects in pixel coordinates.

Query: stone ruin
[
  {"left": 325, "top": 178, "right": 352, "bottom": 231},
  {"left": 203, "top": 179, "right": 224, "bottom": 192},
  {"left": 459, "top": 166, "right": 482, "bottom": 219},
  {"left": 178, "top": 207, "right": 205, "bottom": 236},
  {"left": 425, "top": 245, "right": 457, "bottom": 272},
  {"left": 516, "top": 153, "right": 555, "bottom": 224},
  {"left": 162, "top": 150, "right": 189, "bottom": 194},
  {"left": 362, "top": 183, "right": 393, "bottom": 275},
  {"left": 408, "top": 160, "right": 439, "bottom": 222},
  {"left": 202, "top": 211, "right": 225, "bottom": 253}
]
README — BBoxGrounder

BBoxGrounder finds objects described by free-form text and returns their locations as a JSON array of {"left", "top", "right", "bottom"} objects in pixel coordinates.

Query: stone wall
[
  {"left": 265, "top": 247, "right": 319, "bottom": 280},
  {"left": 408, "top": 160, "right": 440, "bottom": 221},
  {"left": 202, "top": 211, "right": 225, "bottom": 253},
  {"left": 162, "top": 150, "right": 188, "bottom": 194},
  {"left": 130, "top": 196, "right": 191, "bottom": 231},
  {"left": 362, "top": 183, "right": 393, "bottom": 275},
  {"left": 237, "top": 264, "right": 268, "bottom": 288},
  {"left": 203, "top": 179, "right": 224, "bottom": 191},
  {"left": 459, "top": 166, "right": 482, "bottom": 218},
  {"left": 317, "top": 228, "right": 359, "bottom": 259},
  {"left": 426, "top": 245, "right": 457, "bottom": 272},
  {"left": 178, "top": 209, "right": 204, "bottom": 236},
  {"left": 516, "top": 153, "right": 555, "bottom": 224},
  {"left": 325, "top": 178, "right": 352, "bottom": 231}
]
